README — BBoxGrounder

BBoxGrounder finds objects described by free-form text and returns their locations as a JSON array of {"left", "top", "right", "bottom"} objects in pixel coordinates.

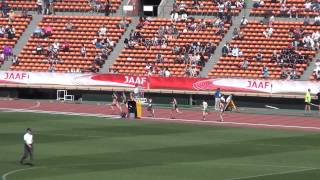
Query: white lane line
[
  {"left": 142, "top": 116, "right": 320, "bottom": 131},
  {"left": 226, "top": 167, "right": 318, "bottom": 180},
  {"left": 0, "top": 101, "right": 40, "bottom": 112},
  {"left": 1, "top": 107, "right": 320, "bottom": 131},
  {"left": 2, "top": 167, "right": 42, "bottom": 180}
]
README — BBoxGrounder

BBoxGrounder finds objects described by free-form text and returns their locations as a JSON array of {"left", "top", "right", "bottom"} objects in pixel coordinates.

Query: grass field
[{"left": 1, "top": 112, "right": 320, "bottom": 180}]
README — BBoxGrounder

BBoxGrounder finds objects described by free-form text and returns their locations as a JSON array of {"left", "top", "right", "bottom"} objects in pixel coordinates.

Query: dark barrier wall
[{"left": 0, "top": 87, "right": 306, "bottom": 110}]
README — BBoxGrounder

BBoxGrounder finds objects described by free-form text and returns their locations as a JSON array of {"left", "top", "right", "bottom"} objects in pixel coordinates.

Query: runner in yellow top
[{"left": 305, "top": 89, "right": 311, "bottom": 113}]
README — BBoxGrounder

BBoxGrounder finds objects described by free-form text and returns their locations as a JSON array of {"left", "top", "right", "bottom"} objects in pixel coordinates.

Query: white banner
[{"left": 0, "top": 71, "right": 320, "bottom": 94}]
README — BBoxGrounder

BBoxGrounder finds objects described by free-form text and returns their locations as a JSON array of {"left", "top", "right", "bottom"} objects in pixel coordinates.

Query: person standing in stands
[
  {"left": 20, "top": 128, "right": 34, "bottom": 165},
  {"left": 214, "top": 88, "right": 221, "bottom": 111},
  {"left": 305, "top": 89, "right": 312, "bottom": 113}
]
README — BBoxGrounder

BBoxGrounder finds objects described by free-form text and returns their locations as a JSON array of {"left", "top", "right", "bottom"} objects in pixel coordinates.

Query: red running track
[{"left": 0, "top": 99, "right": 320, "bottom": 132}]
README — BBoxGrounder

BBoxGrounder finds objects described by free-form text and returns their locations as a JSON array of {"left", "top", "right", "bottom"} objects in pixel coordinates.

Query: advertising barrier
[{"left": 0, "top": 71, "right": 320, "bottom": 94}]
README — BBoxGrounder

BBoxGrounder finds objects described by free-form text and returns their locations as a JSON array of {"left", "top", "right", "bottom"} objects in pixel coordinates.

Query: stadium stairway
[
  {"left": 0, "top": 12, "right": 43, "bottom": 71},
  {"left": 100, "top": 16, "right": 140, "bottom": 73},
  {"left": 301, "top": 53, "right": 320, "bottom": 80},
  {"left": 199, "top": 1, "right": 256, "bottom": 77}
]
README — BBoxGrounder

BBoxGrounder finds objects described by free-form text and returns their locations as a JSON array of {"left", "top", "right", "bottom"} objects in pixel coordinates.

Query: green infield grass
[{"left": 1, "top": 112, "right": 320, "bottom": 180}]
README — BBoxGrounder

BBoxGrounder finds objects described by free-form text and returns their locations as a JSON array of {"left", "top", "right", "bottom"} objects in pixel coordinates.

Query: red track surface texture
[{"left": 0, "top": 99, "right": 320, "bottom": 132}]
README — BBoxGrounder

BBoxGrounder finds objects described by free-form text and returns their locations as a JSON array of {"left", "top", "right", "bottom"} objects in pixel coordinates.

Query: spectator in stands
[
  {"left": 0, "top": 26, "right": 4, "bottom": 37},
  {"left": 93, "top": 38, "right": 103, "bottom": 49},
  {"left": 104, "top": 0, "right": 111, "bottom": 16},
  {"left": 222, "top": 43, "right": 230, "bottom": 56},
  {"left": 262, "top": 65, "right": 269, "bottom": 78},
  {"left": 8, "top": 10, "right": 15, "bottom": 23},
  {"left": 239, "top": 59, "right": 249, "bottom": 70},
  {"left": 155, "top": 54, "right": 164, "bottom": 63},
  {"left": 231, "top": 45, "right": 242, "bottom": 57},
  {"left": 12, "top": 55, "right": 18, "bottom": 65},
  {"left": 255, "top": 51, "right": 263, "bottom": 62},
  {"left": 1, "top": 1, "right": 10, "bottom": 17},
  {"left": 48, "top": 64, "right": 56, "bottom": 72},
  {"left": 0, "top": 51, "right": 4, "bottom": 65},
  {"left": 181, "top": 12, "right": 188, "bottom": 22},
  {"left": 3, "top": 45, "right": 12, "bottom": 61},
  {"left": 232, "top": 28, "right": 239, "bottom": 39},
  {"left": 315, "top": 70, "right": 320, "bottom": 80},
  {"left": 35, "top": 43, "right": 44, "bottom": 54},
  {"left": 288, "top": 6, "right": 298, "bottom": 19},
  {"left": 118, "top": 17, "right": 129, "bottom": 29},
  {"left": 279, "top": 4, "right": 288, "bottom": 16},
  {"left": 315, "top": 15, "right": 320, "bottom": 26},
  {"left": 52, "top": 40, "right": 60, "bottom": 52},
  {"left": 170, "top": 10, "right": 179, "bottom": 23},
  {"left": 43, "top": 25, "right": 53, "bottom": 37},
  {"left": 304, "top": 1, "right": 312, "bottom": 12},
  {"left": 5, "top": 25, "right": 15, "bottom": 39},
  {"left": 59, "top": 41, "right": 69, "bottom": 52},
  {"left": 33, "top": 26, "right": 44, "bottom": 38},
  {"left": 80, "top": 44, "right": 87, "bottom": 57},
  {"left": 263, "top": 27, "right": 273, "bottom": 38},
  {"left": 239, "top": 16, "right": 247, "bottom": 28},
  {"left": 303, "top": 16, "right": 310, "bottom": 25},
  {"left": 65, "top": 21, "right": 73, "bottom": 31},
  {"left": 37, "top": 0, "right": 42, "bottom": 14},
  {"left": 98, "top": 25, "right": 107, "bottom": 37},
  {"left": 164, "top": 68, "right": 171, "bottom": 77}
]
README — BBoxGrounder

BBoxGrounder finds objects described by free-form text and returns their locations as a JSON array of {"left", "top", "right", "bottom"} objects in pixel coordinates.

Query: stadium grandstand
[{"left": 1, "top": 1, "right": 320, "bottom": 179}]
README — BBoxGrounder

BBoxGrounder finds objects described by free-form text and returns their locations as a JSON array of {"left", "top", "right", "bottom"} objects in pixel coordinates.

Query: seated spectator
[
  {"left": 288, "top": 6, "right": 298, "bottom": 19},
  {"left": 315, "top": 15, "right": 320, "bottom": 26},
  {"left": 262, "top": 65, "right": 269, "bottom": 78},
  {"left": 118, "top": 18, "right": 129, "bottom": 29},
  {"left": 231, "top": 46, "right": 242, "bottom": 57},
  {"left": 263, "top": 27, "right": 273, "bottom": 38},
  {"left": 0, "top": 51, "right": 4, "bottom": 64},
  {"left": 0, "top": 26, "right": 5, "bottom": 37},
  {"left": 240, "top": 16, "right": 248, "bottom": 27},
  {"left": 80, "top": 44, "right": 87, "bottom": 57},
  {"left": 3, "top": 45, "right": 12, "bottom": 61},
  {"left": 316, "top": 70, "right": 320, "bottom": 80},
  {"left": 279, "top": 4, "right": 288, "bottom": 16},
  {"left": 303, "top": 16, "right": 310, "bottom": 25},
  {"left": 164, "top": 68, "right": 171, "bottom": 77},
  {"left": 12, "top": 55, "right": 18, "bottom": 65},
  {"left": 48, "top": 64, "right": 56, "bottom": 72},
  {"left": 5, "top": 25, "right": 15, "bottom": 39},
  {"left": 33, "top": 26, "right": 44, "bottom": 38},
  {"left": 52, "top": 41, "right": 60, "bottom": 52},
  {"left": 8, "top": 10, "right": 15, "bottom": 23},
  {"left": 65, "top": 21, "right": 73, "bottom": 31},
  {"left": 93, "top": 38, "right": 103, "bottom": 49},
  {"left": 155, "top": 54, "right": 164, "bottom": 63},
  {"left": 304, "top": 1, "right": 312, "bottom": 12},
  {"left": 98, "top": 25, "right": 107, "bottom": 37},
  {"left": 181, "top": 12, "right": 188, "bottom": 22},
  {"left": 232, "top": 28, "right": 239, "bottom": 39},
  {"left": 222, "top": 43, "right": 230, "bottom": 56},
  {"left": 255, "top": 51, "right": 263, "bottom": 61},
  {"left": 43, "top": 26, "right": 53, "bottom": 37},
  {"left": 61, "top": 42, "right": 70, "bottom": 52},
  {"left": 35, "top": 43, "right": 44, "bottom": 54},
  {"left": 239, "top": 59, "right": 249, "bottom": 70},
  {"left": 37, "top": 0, "right": 42, "bottom": 14}
]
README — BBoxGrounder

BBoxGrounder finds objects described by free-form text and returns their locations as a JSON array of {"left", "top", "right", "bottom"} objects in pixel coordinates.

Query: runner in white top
[{"left": 202, "top": 100, "right": 208, "bottom": 121}]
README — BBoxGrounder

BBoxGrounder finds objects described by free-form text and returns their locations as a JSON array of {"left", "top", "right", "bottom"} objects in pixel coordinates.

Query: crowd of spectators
[{"left": 125, "top": 16, "right": 223, "bottom": 77}]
